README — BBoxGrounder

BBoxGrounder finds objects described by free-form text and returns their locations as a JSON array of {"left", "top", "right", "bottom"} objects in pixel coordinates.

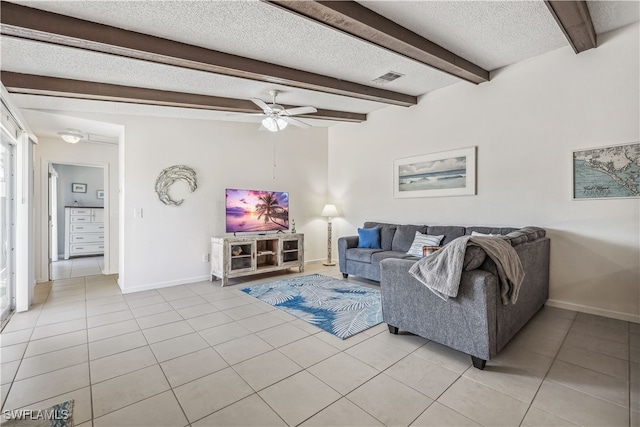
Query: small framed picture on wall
[
  {"left": 71, "top": 183, "right": 87, "bottom": 193},
  {"left": 97, "top": 190, "right": 105, "bottom": 199}
]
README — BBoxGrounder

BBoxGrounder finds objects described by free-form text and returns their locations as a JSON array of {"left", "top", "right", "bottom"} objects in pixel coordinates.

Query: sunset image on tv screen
[{"left": 226, "top": 189, "right": 289, "bottom": 233}]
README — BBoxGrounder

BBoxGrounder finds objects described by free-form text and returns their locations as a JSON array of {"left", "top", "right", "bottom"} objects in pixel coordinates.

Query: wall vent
[
  {"left": 372, "top": 71, "right": 404, "bottom": 85},
  {"left": 87, "top": 133, "right": 119, "bottom": 145}
]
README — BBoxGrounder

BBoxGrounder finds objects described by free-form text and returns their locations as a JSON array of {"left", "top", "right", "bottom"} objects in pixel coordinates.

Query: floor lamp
[{"left": 321, "top": 204, "right": 338, "bottom": 266}]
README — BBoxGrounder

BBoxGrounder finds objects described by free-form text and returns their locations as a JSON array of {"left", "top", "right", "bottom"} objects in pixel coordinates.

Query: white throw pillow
[
  {"left": 471, "top": 231, "right": 501, "bottom": 237},
  {"left": 406, "top": 231, "right": 444, "bottom": 257}
]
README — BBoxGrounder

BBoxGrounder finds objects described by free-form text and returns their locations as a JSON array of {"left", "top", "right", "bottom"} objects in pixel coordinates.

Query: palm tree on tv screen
[{"left": 255, "top": 192, "right": 287, "bottom": 227}]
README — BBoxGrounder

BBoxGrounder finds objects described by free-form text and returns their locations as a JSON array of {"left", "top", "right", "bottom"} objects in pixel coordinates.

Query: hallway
[{"left": 51, "top": 256, "right": 104, "bottom": 280}]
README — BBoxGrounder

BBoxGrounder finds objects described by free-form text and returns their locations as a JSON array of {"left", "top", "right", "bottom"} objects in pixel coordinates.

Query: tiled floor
[
  {"left": 1, "top": 264, "right": 638, "bottom": 427},
  {"left": 51, "top": 256, "right": 104, "bottom": 280}
]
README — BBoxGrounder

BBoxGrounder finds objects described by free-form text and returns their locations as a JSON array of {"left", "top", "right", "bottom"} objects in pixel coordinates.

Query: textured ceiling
[
  {"left": 1, "top": 0, "right": 639, "bottom": 139},
  {"left": 588, "top": 0, "right": 640, "bottom": 34},
  {"left": 9, "top": 0, "right": 461, "bottom": 96},
  {"left": 359, "top": 1, "right": 569, "bottom": 71}
]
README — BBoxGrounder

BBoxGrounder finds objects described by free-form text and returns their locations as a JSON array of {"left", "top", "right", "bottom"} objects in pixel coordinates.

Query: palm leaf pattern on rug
[
  {"left": 332, "top": 307, "right": 376, "bottom": 339},
  {"left": 279, "top": 307, "right": 324, "bottom": 325},
  {"left": 243, "top": 282, "right": 299, "bottom": 305},
  {"left": 241, "top": 274, "right": 382, "bottom": 339}
]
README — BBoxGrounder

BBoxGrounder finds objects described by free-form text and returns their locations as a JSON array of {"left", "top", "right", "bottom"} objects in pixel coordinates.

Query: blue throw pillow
[{"left": 357, "top": 227, "right": 381, "bottom": 249}]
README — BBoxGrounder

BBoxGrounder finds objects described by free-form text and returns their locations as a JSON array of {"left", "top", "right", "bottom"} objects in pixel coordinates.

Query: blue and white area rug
[{"left": 241, "top": 274, "right": 383, "bottom": 339}]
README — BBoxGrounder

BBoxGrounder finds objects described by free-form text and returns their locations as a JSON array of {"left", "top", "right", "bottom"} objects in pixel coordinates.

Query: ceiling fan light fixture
[
  {"left": 58, "top": 130, "right": 83, "bottom": 144},
  {"left": 262, "top": 117, "right": 288, "bottom": 132},
  {"left": 276, "top": 117, "right": 288, "bottom": 131}
]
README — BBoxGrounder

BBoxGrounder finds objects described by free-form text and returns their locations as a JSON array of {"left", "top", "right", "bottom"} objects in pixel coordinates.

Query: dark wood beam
[
  {"left": 265, "top": 1, "right": 489, "bottom": 84},
  {"left": 0, "top": 72, "right": 366, "bottom": 123},
  {"left": 0, "top": 1, "right": 414, "bottom": 107},
  {"left": 545, "top": 0, "right": 597, "bottom": 53}
]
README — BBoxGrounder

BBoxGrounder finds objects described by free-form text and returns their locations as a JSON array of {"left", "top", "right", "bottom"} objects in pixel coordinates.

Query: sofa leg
[
  {"left": 342, "top": 273, "right": 348, "bottom": 278},
  {"left": 471, "top": 356, "right": 486, "bottom": 370},
  {"left": 388, "top": 324, "right": 399, "bottom": 335}
]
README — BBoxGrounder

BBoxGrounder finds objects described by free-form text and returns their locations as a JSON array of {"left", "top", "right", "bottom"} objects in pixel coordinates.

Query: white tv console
[{"left": 210, "top": 233, "right": 304, "bottom": 286}]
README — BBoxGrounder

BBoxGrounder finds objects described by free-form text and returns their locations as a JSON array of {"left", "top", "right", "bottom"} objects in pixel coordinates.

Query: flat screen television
[{"left": 225, "top": 189, "right": 289, "bottom": 233}]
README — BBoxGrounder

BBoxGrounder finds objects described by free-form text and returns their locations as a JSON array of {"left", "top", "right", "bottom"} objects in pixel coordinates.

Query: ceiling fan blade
[
  {"left": 225, "top": 112, "right": 265, "bottom": 117},
  {"left": 250, "top": 98, "right": 272, "bottom": 113},
  {"left": 282, "top": 116, "right": 312, "bottom": 129},
  {"left": 282, "top": 106, "right": 317, "bottom": 116}
]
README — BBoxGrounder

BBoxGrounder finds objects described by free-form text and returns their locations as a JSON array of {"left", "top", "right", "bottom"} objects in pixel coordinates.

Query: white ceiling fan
[{"left": 250, "top": 90, "right": 317, "bottom": 132}]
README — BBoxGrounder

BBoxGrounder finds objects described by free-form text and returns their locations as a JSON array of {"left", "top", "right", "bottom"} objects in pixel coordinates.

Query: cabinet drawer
[
  {"left": 71, "top": 233, "right": 103, "bottom": 243},
  {"left": 71, "top": 223, "right": 104, "bottom": 233},
  {"left": 70, "top": 208, "right": 91, "bottom": 215},
  {"left": 70, "top": 215, "right": 91, "bottom": 223},
  {"left": 70, "top": 243, "right": 104, "bottom": 254}
]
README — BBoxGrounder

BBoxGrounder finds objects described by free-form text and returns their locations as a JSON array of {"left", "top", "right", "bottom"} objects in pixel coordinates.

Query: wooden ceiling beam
[
  {"left": 0, "top": 1, "right": 415, "bottom": 107},
  {"left": 544, "top": 0, "right": 597, "bottom": 53},
  {"left": 265, "top": 0, "right": 489, "bottom": 84},
  {"left": 0, "top": 72, "right": 366, "bottom": 123}
]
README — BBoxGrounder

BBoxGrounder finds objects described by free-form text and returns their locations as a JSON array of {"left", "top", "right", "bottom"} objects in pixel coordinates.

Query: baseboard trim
[
  {"left": 546, "top": 299, "right": 640, "bottom": 324},
  {"left": 305, "top": 258, "right": 331, "bottom": 265},
  {"left": 120, "top": 275, "right": 212, "bottom": 294}
]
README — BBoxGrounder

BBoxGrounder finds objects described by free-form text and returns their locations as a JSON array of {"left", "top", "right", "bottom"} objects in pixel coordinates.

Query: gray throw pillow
[
  {"left": 463, "top": 246, "right": 486, "bottom": 271},
  {"left": 391, "top": 225, "right": 427, "bottom": 252},
  {"left": 380, "top": 226, "right": 397, "bottom": 251}
]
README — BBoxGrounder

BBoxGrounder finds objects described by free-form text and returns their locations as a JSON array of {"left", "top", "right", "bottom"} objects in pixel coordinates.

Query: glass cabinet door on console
[
  {"left": 228, "top": 241, "right": 255, "bottom": 273},
  {"left": 282, "top": 238, "right": 302, "bottom": 265}
]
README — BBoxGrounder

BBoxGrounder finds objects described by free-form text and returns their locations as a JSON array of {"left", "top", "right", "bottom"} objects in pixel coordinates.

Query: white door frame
[
  {"left": 40, "top": 159, "right": 110, "bottom": 281},
  {"left": 0, "top": 128, "right": 16, "bottom": 321},
  {"left": 49, "top": 166, "right": 58, "bottom": 265}
]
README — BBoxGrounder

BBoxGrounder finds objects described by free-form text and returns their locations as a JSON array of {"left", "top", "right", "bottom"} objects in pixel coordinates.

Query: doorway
[
  {"left": 49, "top": 163, "right": 106, "bottom": 280},
  {"left": 0, "top": 128, "right": 15, "bottom": 322}
]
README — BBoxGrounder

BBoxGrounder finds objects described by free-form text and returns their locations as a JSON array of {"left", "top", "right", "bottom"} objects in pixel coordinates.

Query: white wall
[
  {"left": 113, "top": 116, "right": 329, "bottom": 292},
  {"left": 328, "top": 24, "right": 640, "bottom": 322},
  {"left": 52, "top": 163, "right": 105, "bottom": 256},
  {"left": 34, "top": 138, "right": 120, "bottom": 280}
]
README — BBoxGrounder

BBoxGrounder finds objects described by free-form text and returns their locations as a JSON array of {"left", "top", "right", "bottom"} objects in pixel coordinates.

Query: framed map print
[{"left": 573, "top": 142, "right": 640, "bottom": 200}]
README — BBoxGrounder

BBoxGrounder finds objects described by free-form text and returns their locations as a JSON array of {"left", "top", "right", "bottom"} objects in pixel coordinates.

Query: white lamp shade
[
  {"left": 321, "top": 204, "right": 338, "bottom": 217},
  {"left": 262, "top": 117, "right": 288, "bottom": 132}
]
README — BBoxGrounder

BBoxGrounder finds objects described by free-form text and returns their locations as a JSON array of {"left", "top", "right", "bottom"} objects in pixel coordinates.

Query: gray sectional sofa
[
  {"left": 338, "top": 222, "right": 550, "bottom": 369},
  {"left": 338, "top": 221, "right": 523, "bottom": 281}
]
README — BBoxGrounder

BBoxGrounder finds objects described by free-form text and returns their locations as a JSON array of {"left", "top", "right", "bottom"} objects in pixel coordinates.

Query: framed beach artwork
[
  {"left": 573, "top": 142, "right": 640, "bottom": 200},
  {"left": 71, "top": 183, "right": 87, "bottom": 193},
  {"left": 394, "top": 146, "right": 476, "bottom": 198}
]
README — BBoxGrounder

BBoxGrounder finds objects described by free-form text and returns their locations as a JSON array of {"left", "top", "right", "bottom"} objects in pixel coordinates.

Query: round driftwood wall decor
[{"left": 155, "top": 165, "right": 197, "bottom": 206}]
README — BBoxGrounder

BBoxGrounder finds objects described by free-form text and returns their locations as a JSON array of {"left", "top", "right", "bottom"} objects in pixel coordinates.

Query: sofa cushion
[
  {"left": 380, "top": 226, "right": 397, "bottom": 251},
  {"left": 503, "top": 231, "right": 528, "bottom": 245},
  {"left": 363, "top": 222, "right": 396, "bottom": 250},
  {"left": 371, "top": 251, "right": 409, "bottom": 266},
  {"left": 426, "top": 226, "right": 465, "bottom": 245},
  {"left": 471, "top": 231, "right": 500, "bottom": 237},
  {"left": 504, "top": 226, "right": 546, "bottom": 246},
  {"left": 465, "top": 226, "right": 517, "bottom": 236},
  {"left": 463, "top": 246, "right": 487, "bottom": 270},
  {"left": 406, "top": 232, "right": 444, "bottom": 257},
  {"left": 345, "top": 248, "right": 383, "bottom": 263},
  {"left": 520, "top": 226, "right": 546, "bottom": 240},
  {"left": 364, "top": 221, "right": 395, "bottom": 229},
  {"left": 392, "top": 225, "right": 427, "bottom": 252},
  {"left": 357, "top": 227, "right": 381, "bottom": 249}
]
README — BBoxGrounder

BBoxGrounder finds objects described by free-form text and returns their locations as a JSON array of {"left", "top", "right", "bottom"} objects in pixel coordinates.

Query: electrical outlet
[
  {"left": 133, "top": 208, "right": 143, "bottom": 219},
  {"left": 202, "top": 253, "right": 209, "bottom": 262}
]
